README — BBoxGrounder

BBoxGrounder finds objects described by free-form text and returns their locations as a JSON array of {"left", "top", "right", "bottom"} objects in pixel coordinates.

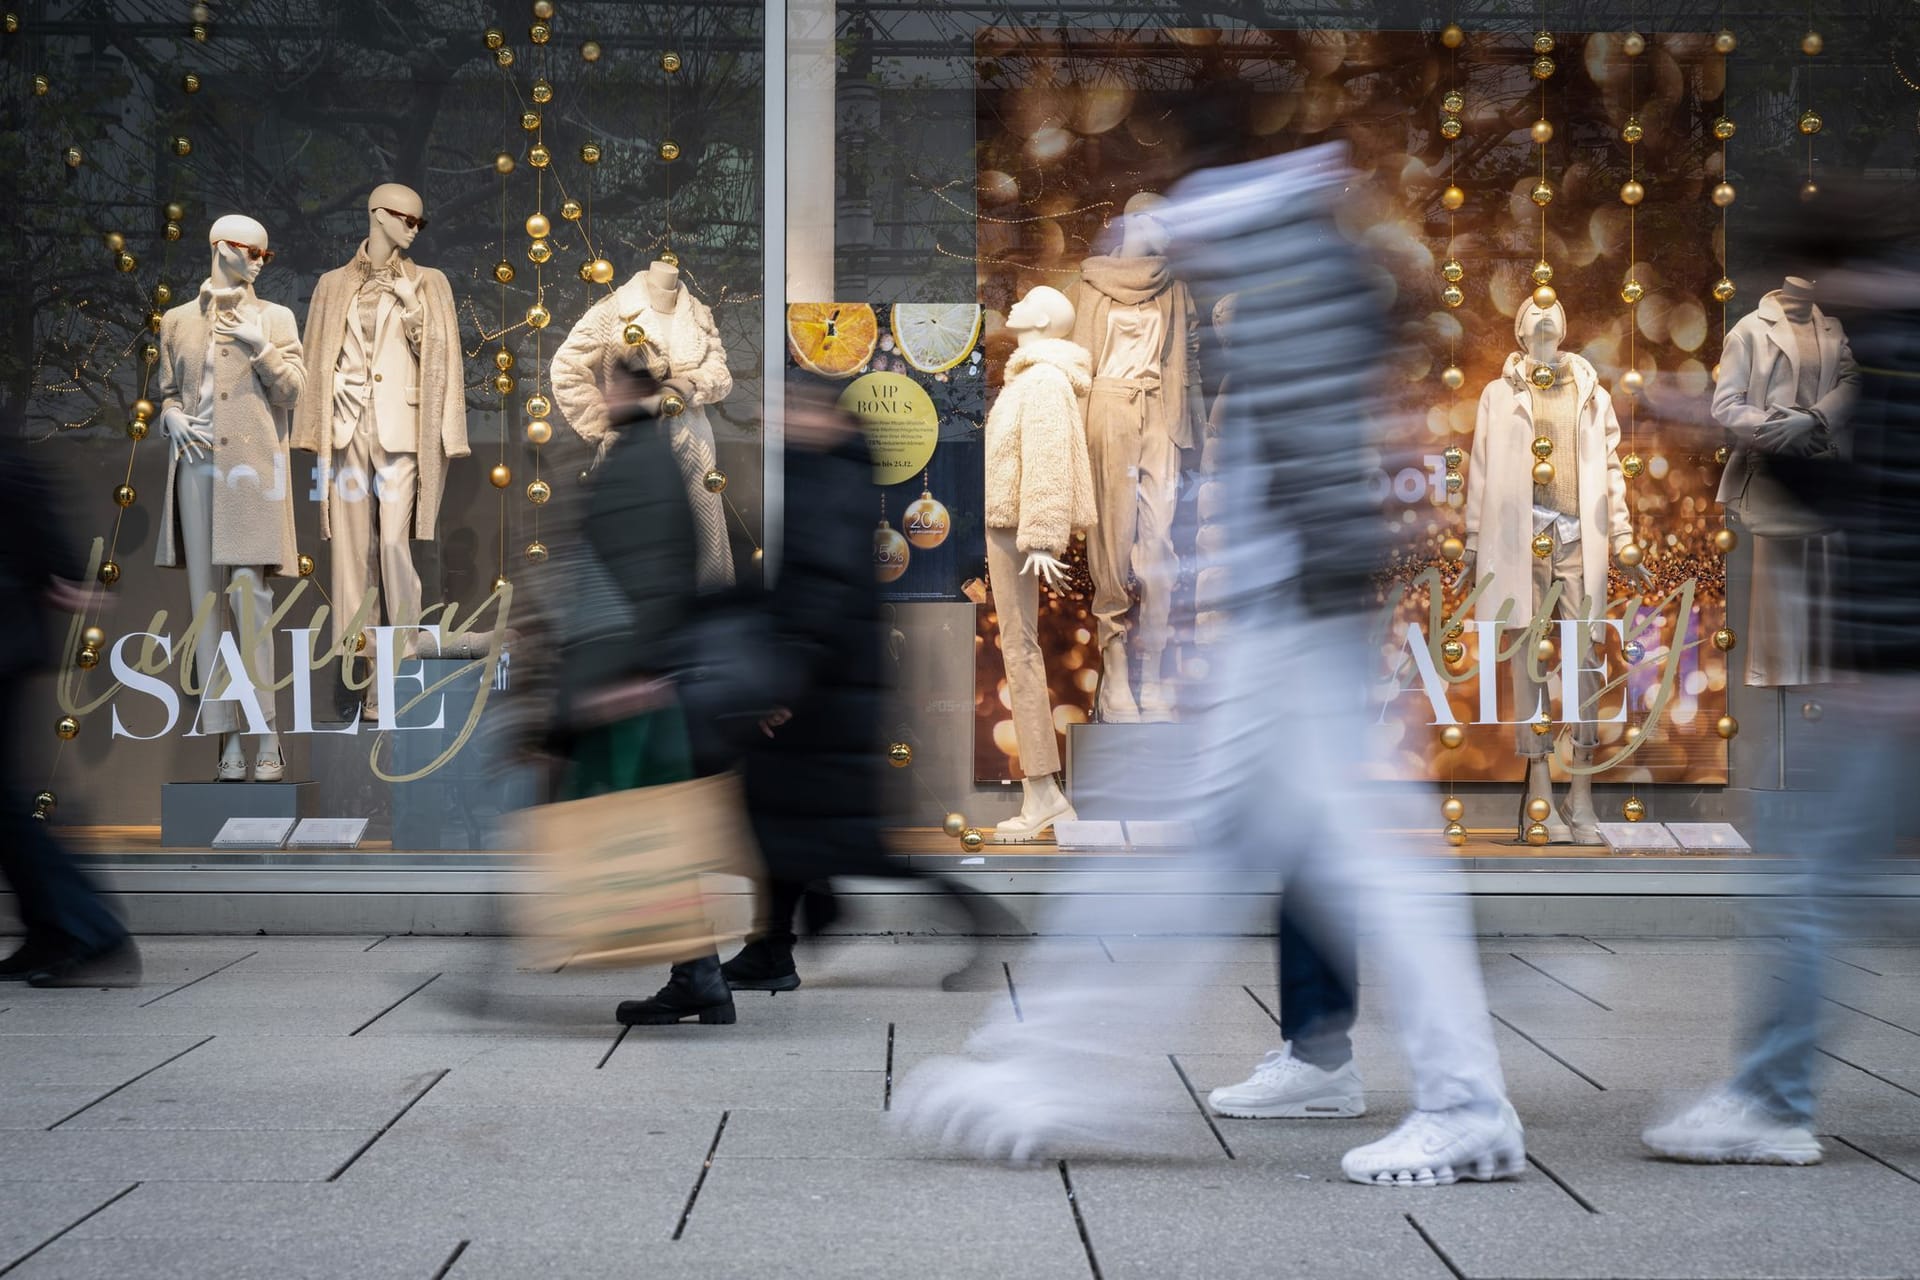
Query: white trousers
[
  {"left": 330, "top": 408, "right": 422, "bottom": 664},
  {"left": 175, "top": 458, "right": 276, "bottom": 735}
]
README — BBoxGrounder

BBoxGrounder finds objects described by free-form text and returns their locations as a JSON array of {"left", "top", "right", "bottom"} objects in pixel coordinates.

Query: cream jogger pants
[
  {"left": 987, "top": 525, "right": 1059, "bottom": 777},
  {"left": 330, "top": 406, "right": 422, "bottom": 661},
  {"left": 174, "top": 457, "right": 276, "bottom": 735},
  {"left": 1085, "top": 378, "right": 1180, "bottom": 666}
]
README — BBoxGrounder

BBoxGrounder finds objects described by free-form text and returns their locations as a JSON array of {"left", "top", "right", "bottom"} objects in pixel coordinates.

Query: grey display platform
[
  {"left": 159, "top": 781, "right": 315, "bottom": 848},
  {"left": 1066, "top": 722, "right": 1199, "bottom": 820}
]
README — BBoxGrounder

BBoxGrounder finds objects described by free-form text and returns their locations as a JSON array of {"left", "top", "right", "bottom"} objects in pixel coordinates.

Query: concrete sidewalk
[{"left": 3, "top": 933, "right": 1919, "bottom": 1278}]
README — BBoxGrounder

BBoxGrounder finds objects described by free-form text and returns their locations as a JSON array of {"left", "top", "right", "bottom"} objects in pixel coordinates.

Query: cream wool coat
[
  {"left": 1465, "top": 351, "right": 1632, "bottom": 628},
  {"left": 550, "top": 276, "right": 733, "bottom": 447},
  {"left": 154, "top": 284, "right": 305, "bottom": 575},
  {"left": 984, "top": 338, "right": 1097, "bottom": 557}
]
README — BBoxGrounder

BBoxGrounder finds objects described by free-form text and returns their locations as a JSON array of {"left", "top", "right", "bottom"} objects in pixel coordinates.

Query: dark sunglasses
[
  {"left": 218, "top": 240, "right": 275, "bottom": 264},
  {"left": 376, "top": 207, "right": 428, "bottom": 231}
]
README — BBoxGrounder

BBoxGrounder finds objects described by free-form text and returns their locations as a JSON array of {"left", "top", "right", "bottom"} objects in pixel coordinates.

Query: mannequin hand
[
  {"left": 215, "top": 313, "right": 268, "bottom": 356},
  {"left": 1623, "top": 564, "right": 1655, "bottom": 592},
  {"left": 387, "top": 272, "right": 420, "bottom": 314},
  {"left": 1021, "top": 550, "right": 1069, "bottom": 589},
  {"left": 1454, "top": 551, "right": 1475, "bottom": 587},
  {"left": 1753, "top": 410, "right": 1816, "bottom": 452},
  {"left": 162, "top": 405, "right": 212, "bottom": 464}
]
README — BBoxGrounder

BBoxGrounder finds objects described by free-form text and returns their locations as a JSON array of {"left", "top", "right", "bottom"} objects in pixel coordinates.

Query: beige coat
[
  {"left": 1712, "top": 292, "right": 1858, "bottom": 536},
  {"left": 153, "top": 284, "right": 305, "bottom": 575},
  {"left": 291, "top": 245, "right": 469, "bottom": 540},
  {"left": 1465, "top": 352, "right": 1631, "bottom": 628},
  {"left": 1067, "top": 255, "right": 1205, "bottom": 449},
  {"left": 550, "top": 276, "right": 733, "bottom": 446},
  {"left": 984, "top": 338, "right": 1098, "bottom": 557}
]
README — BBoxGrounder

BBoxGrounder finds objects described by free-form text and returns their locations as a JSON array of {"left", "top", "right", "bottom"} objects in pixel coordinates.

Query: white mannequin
[{"left": 988, "top": 286, "right": 1095, "bottom": 839}]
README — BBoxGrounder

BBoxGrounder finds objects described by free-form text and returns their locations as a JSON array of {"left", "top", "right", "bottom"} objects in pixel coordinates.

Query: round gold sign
[{"left": 838, "top": 372, "right": 939, "bottom": 486}]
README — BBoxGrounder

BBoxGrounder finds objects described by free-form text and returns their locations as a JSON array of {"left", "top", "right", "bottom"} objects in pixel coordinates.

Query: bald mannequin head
[
  {"left": 1117, "top": 190, "right": 1171, "bottom": 258},
  {"left": 367, "top": 182, "right": 424, "bottom": 263},
  {"left": 1515, "top": 298, "right": 1568, "bottom": 362},
  {"left": 207, "top": 213, "right": 270, "bottom": 286},
  {"left": 1007, "top": 285, "right": 1075, "bottom": 344}
]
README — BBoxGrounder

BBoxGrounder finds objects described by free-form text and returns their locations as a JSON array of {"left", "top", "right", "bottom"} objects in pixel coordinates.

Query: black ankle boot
[
  {"left": 721, "top": 937, "right": 800, "bottom": 992},
  {"left": 615, "top": 956, "right": 737, "bottom": 1026}
]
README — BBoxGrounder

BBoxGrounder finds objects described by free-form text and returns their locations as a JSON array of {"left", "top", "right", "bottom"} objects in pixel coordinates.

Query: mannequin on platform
[
  {"left": 292, "top": 183, "right": 469, "bottom": 698},
  {"left": 1712, "top": 275, "right": 1859, "bottom": 688},
  {"left": 553, "top": 258, "right": 736, "bottom": 589},
  {"left": 1462, "top": 300, "right": 1643, "bottom": 844},
  {"left": 154, "top": 215, "right": 305, "bottom": 780},
  {"left": 1068, "top": 193, "right": 1206, "bottom": 723},
  {"left": 984, "top": 286, "right": 1098, "bottom": 840}
]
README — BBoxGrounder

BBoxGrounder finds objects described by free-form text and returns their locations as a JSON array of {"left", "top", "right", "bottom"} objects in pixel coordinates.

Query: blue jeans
[{"left": 1279, "top": 893, "right": 1356, "bottom": 1070}]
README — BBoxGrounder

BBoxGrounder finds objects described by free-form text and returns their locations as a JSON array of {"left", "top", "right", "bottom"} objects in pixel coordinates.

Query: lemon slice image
[
  {"left": 890, "top": 303, "right": 983, "bottom": 374},
  {"left": 786, "top": 302, "right": 879, "bottom": 379}
]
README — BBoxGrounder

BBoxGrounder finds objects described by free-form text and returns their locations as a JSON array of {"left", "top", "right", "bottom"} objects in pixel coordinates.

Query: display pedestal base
[
  {"left": 1065, "top": 722, "right": 1199, "bottom": 821},
  {"left": 160, "top": 781, "right": 315, "bottom": 848}
]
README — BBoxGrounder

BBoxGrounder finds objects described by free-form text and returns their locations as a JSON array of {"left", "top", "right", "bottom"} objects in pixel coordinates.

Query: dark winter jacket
[{"left": 0, "top": 439, "right": 89, "bottom": 677}]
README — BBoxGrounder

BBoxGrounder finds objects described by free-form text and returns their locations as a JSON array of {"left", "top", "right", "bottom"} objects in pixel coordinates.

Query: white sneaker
[
  {"left": 892, "top": 1055, "right": 1128, "bottom": 1166},
  {"left": 1207, "top": 1046, "right": 1366, "bottom": 1119},
  {"left": 1341, "top": 1100, "right": 1526, "bottom": 1187},
  {"left": 1641, "top": 1086, "right": 1823, "bottom": 1165}
]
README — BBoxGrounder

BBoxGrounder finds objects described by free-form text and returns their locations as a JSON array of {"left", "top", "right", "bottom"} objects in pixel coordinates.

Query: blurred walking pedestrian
[{"left": 0, "top": 435, "right": 140, "bottom": 987}]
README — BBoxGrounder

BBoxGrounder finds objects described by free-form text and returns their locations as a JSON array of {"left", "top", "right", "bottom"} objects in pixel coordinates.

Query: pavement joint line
[
  {"left": 429, "top": 1239, "right": 469, "bottom": 1279},
  {"left": 1003, "top": 961, "right": 1023, "bottom": 1022},
  {"left": 1167, "top": 1054, "right": 1234, "bottom": 1159},
  {"left": 1526, "top": 1152, "right": 1599, "bottom": 1213},
  {"left": 326, "top": 1067, "right": 450, "bottom": 1182},
  {"left": 1489, "top": 1012, "right": 1607, "bottom": 1091},
  {"left": 1058, "top": 1160, "right": 1104, "bottom": 1280},
  {"left": 1402, "top": 1213, "right": 1467, "bottom": 1280},
  {"left": 1825, "top": 951, "right": 1884, "bottom": 977},
  {"left": 0, "top": 1181, "right": 140, "bottom": 1278},
  {"left": 1097, "top": 938, "right": 1116, "bottom": 962},
  {"left": 1578, "top": 936, "right": 1618, "bottom": 954},
  {"left": 1818, "top": 1047, "right": 1920, "bottom": 1100},
  {"left": 363, "top": 937, "right": 390, "bottom": 952},
  {"left": 1829, "top": 1134, "right": 1920, "bottom": 1185},
  {"left": 671, "top": 1111, "right": 729, "bottom": 1241},
  {"left": 48, "top": 1036, "right": 215, "bottom": 1130},
  {"left": 884, "top": 1022, "right": 895, "bottom": 1111},
  {"left": 348, "top": 972, "right": 443, "bottom": 1036},
  {"left": 1508, "top": 953, "right": 1612, "bottom": 1011},
  {"left": 1241, "top": 985, "right": 1283, "bottom": 1029},
  {"left": 1822, "top": 994, "right": 1920, "bottom": 1038},
  {"left": 595, "top": 1026, "right": 630, "bottom": 1070},
  {"left": 138, "top": 950, "right": 259, "bottom": 1007}
]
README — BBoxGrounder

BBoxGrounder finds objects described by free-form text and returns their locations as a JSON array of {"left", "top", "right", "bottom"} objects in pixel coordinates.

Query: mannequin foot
[
  {"left": 1137, "top": 677, "right": 1176, "bottom": 723},
  {"left": 993, "top": 777, "right": 1077, "bottom": 843},
  {"left": 253, "top": 734, "right": 285, "bottom": 783},
  {"left": 1563, "top": 761, "right": 1601, "bottom": 845},
  {"left": 1098, "top": 640, "right": 1139, "bottom": 723},
  {"left": 217, "top": 734, "right": 247, "bottom": 782}
]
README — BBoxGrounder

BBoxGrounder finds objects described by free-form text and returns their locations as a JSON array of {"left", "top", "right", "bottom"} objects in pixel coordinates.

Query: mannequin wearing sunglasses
[
  {"left": 552, "top": 258, "right": 736, "bottom": 587},
  {"left": 292, "top": 183, "right": 470, "bottom": 712},
  {"left": 153, "top": 214, "right": 307, "bottom": 781}
]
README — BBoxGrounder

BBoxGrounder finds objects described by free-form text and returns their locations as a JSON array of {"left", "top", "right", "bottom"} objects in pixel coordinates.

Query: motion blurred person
[
  {"left": 721, "top": 385, "right": 1017, "bottom": 994},
  {"left": 1644, "top": 202, "right": 1920, "bottom": 1165},
  {"left": 895, "top": 137, "right": 1523, "bottom": 1186},
  {"left": 0, "top": 436, "right": 139, "bottom": 987}
]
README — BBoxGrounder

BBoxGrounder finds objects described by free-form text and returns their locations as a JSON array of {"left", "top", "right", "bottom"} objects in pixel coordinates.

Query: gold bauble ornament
[
  {"left": 525, "top": 394, "right": 551, "bottom": 419},
  {"left": 96, "top": 560, "right": 120, "bottom": 586},
  {"left": 888, "top": 742, "right": 913, "bottom": 768},
  {"left": 496, "top": 48, "right": 515, "bottom": 67},
  {"left": 525, "top": 212, "right": 551, "bottom": 238},
  {"left": 1531, "top": 436, "right": 1554, "bottom": 460},
  {"left": 530, "top": 22, "right": 551, "bottom": 45},
  {"left": 1531, "top": 260, "right": 1554, "bottom": 286},
  {"left": 182, "top": 72, "right": 201, "bottom": 93},
  {"left": 874, "top": 521, "right": 910, "bottom": 583},
  {"left": 526, "top": 302, "right": 551, "bottom": 330},
  {"left": 1440, "top": 535, "right": 1465, "bottom": 562},
  {"left": 1532, "top": 459, "right": 1555, "bottom": 486},
  {"left": 133, "top": 398, "right": 155, "bottom": 422},
  {"left": 296, "top": 553, "right": 315, "bottom": 578},
  {"left": 581, "top": 40, "right": 601, "bottom": 61},
  {"left": 1617, "top": 542, "right": 1644, "bottom": 567},
  {"left": 1623, "top": 796, "right": 1647, "bottom": 823},
  {"left": 1798, "top": 109, "right": 1823, "bottom": 136},
  {"left": 1527, "top": 797, "right": 1553, "bottom": 824},
  {"left": 484, "top": 27, "right": 505, "bottom": 49},
  {"left": 1713, "top": 29, "right": 1737, "bottom": 55},
  {"left": 1622, "top": 369, "right": 1646, "bottom": 394},
  {"left": 1712, "top": 182, "right": 1737, "bottom": 208},
  {"left": 104, "top": 231, "right": 126, "bottom": 252},
  {"left": 1530, "top": 119, "right": 1553, "bottom": 145},
  {"left": 1444, "top": 471, "right": 1464, "bottom": 494},
  {"left": 1621, "top": 279, "right": 1645, "bottom": 305},
  {"left": 1531, "top": 531, "right": 1555, "bottom": 559},
  {"left": 494, "top": 260, "right": 515, "bottom": 284},
  {"left": 76, "top": 645, "right": 99, "bottom": 670},
  {"left": 943, "top": 812, "right": 967, "bottom": 839},
  {"left": 527, "top": 238, "right": 553, "bottom": 264},
  {"left": 1441, "top": 23, "right": 1464, "bottom": 49},
  {"left": 1620, "top": 180, "right": 1645, "bottom": 206},
  {"left": 561, "top": 199, "right": 583, "bottom": 222},
  {"left": 164, "top": 201, "right": 185, "bottom": 222},
  {"left": 1531, "top": 716, "right": 1554, "bottom": 737},
  {"left": 661, "top": 51, "right": 683, "bottom": 74},
  {"left": 164, "top": 221, "right": 183, "bottom": 242},
  {"left": 661, "top": 392, "right": 687, "bottom": 418},
  {"left": 1716, "top": 715, "right": 1739, "bottom": 740},
  {"left": 127, "top": 419, "right": 148, "bottom": 441},
  {"left": 144, "top": 310, "right": 162, "bottom": 333},
  {"left": 115, "top": 251, "right": 136, "bottom": 273},
  {"left": 1712, "top": 278, "right": 1737, "bottom": 304},
  {"left": 63, "top": 146, "right": 83, "bottom": 168},
  {"left": 191, "top": 22, "right": 209, "bottom": 41},
  {"left": 170, "top": 134, "right": 191, "bottom": 156},
  {"left": 533, "top": 0, "right": 555, "bottom": 16},
  {"left": 493, "top": 371, "right": 515, "bottom": 395},
  {"left": 1443, "top": 444, "right": 1465, "bottom": 471},
  {"left": 526, "top": 540, "right": 549, "bottom": 563},
  {"left": 1525, "top": 821, "right": 1550, "bottom": 846},
  {"left": 1621, "top": 452, "right": 1644, "bottom": 479},
  {"left": 532, "top": 78, "right": 554, "bottom": 104},
  {"left": 1802, "top": 31, "right": 1824, "bottom": 56},
  {"left": 1536, "top": 636, "right": 1559, "bottom": 667},
  {"left": 1801, "top": 180, "right": 1821, "bottom": 203},
  {"left": 32, "top": 790, "right": 56, "bottom": 820},
  {"left": 1712, "top": 626, "right": 1737, "bottom": 652},
  {"left": 1802, "top": 701, "right": 1823, "bottom": 722},
  {"left": 1713, "top": 528, "right": 1738, "bottom": 554},
  {"left": 1441, "top": 366, "right": 1466, "bottom": 391},
  {"left": 1531, "top": 56, "right": 1555, "bottom": 80},
  {"left": 1441, "top": 89, "right": 1466, "bottom": 115},
  {"left": 581, "top": 142, "right": 602, "bottom": 164},
  {"left": 1533, "top": 30, "right": 1555, "bottom": 55},
  {"left": 31, "top": 72, "right": 48, "bottom": 95},
  {"left": 528, "top": 146, "right": 551, "bottom": 169},
  {"left": 659, "top": 140, "right": 681, "bottom": 162},
  {"left": 492, "top": 574, "right": 511, "bottom": 593},
  {"left": 526, "top": 419, "right": 552, "bottom": 445},
  {"left": 489, "top": 464, "right": 511, "bottom": 488},
  {"left": 960, "top": 828, "right": 985, "bottom": 853},
  {"left": 1441, "top": 185, "right": 1465, "bottom": 211},
  {"left": 1442, "top": 639, "right": 1467, "bottom": 665},
  {"left": 494, "top": 348, "right": 515, "bottom": 372},
  {"left": 527, "top": 479, "right": 551, "bottom": 505},
  {"left": 1532, "top": 284, "right": 1558, "bottom": 310},
  {"left": 1622, "top": 117, "right": 1645, "bottom": 145},
  {"left": 55, "top": 716, "right": 79, "bottom": 741},
  {"left": 623, "top": 322, "right": 647, "bottom": 346},
  {"left": 141, "top": 344, "right": 159, "bottom": 366},
  {"left": 1711, "top": 116, "right": 1736, "bottom": 142},
  {"left": 1531, "top": 364, "right": 1556, "bottom": 390},
  {"left": 1442, "top": 796, "right": 1466, "bottom": 823},
  {"left": 1444, "top": 821, "right": 1468, "bottom": 847},
  {"left": 1714, "top": 446, "right": 1731, "bottom": 465},
  {"left": 80, "top": 624, "right": 105, "bottom": 651},
  {"left": 588, "top": 258, "right": 615, "bottom": 285},
  {"left": 1439, "top": 724, "right": 1466, "bottom": 749},
  {"left": 112, "top": 483, "right": 135, "bottom": 508},
  {"left": 1439, "top": 117, "right": 1463, "bottom": 141},
  {"left": 1441, "top": 284, "right": 1465, "bottom": 309},
  {"left": 1530, "top": 180, "right": 1554, "bottom": 207},
  {"left": 153, "top": 283, "right": 172, "bottom": 306},
  {"left": 687, "top": 468, "right": 722, "bottom": 496}
]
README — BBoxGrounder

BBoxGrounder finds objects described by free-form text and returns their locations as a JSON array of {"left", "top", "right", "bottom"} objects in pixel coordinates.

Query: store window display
[{"left": 154, "top": 215, "right": 305, "bottom": 782}]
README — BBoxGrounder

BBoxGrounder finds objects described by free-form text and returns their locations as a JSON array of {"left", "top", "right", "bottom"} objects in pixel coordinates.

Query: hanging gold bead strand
[
  {"left": 1439, "top": 10, "right": 1467, "bottom": 848},
  {"left": 1802, "top": 0, "right": 1822, "bottom": 200}
]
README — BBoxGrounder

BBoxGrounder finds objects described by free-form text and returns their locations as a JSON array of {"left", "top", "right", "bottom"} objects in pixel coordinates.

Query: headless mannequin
[
  {"left": 992, "top": 288, "right": 1080, "bottom": 838},
  {"left": 161, "top": 224, "right": 283, "bottom": 780}
]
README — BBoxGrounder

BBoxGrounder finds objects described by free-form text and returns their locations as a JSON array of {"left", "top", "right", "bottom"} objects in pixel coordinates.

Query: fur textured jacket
[{"left": 984, "top": 338, "right": 1098, "bottom": 557}]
